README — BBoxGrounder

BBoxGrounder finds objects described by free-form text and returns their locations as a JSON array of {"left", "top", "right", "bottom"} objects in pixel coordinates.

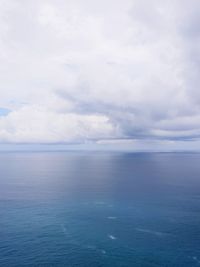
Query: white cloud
[
  {"left": 0, "top": 106, "right": 116, "bottom": 143},
  {"left": 0, "top": 0, "right": 200, "bottom": 149}
]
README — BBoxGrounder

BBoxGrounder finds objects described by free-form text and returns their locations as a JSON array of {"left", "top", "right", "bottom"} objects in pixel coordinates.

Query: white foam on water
[
  {"left": 135, "top": 228, "right": 167, "bottom": 237},
  {"left": 107, "top": 216, "right": 117, "bottom": 220},
  {"left": 192, "top": 256, "right": 200, "bottom": 264},
  {"left": 101, "top": 250, "right": 106, "bottom": 254},
  {"left": 108, "top": 235, "right": 116, "bottom": 240},
  {"left": 60, "top": 224, "right": 67, "bottom": 235}
]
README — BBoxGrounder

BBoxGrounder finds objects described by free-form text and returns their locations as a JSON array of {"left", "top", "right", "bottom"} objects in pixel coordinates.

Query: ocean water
[{"left": 0, "top": 152, "right": 200, "bottom": 267}]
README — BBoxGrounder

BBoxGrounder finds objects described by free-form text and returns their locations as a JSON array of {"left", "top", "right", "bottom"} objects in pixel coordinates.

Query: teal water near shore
[{"left": 0, "top": 152, "right": 200, "bottom": 266}]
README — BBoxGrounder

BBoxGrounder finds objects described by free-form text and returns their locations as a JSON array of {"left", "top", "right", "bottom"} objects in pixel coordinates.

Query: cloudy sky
[{"left": 0, "top": 0, "right": 200, "bottom": 151}]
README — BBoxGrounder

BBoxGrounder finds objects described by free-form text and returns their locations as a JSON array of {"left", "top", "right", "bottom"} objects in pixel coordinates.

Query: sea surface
[{"left": 0, "top": 152, "right": 200, "bottom": 267}]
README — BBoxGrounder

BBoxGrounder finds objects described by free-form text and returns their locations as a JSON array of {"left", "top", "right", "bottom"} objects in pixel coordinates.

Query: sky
[{"left": 0, "top": 0, "right": 200, "bottom": 151}]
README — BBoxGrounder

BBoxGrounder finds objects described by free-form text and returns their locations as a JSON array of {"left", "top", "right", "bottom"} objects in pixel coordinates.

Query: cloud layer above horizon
[{"left": 0, "top": 0, "right": 200, "bottom": 149}]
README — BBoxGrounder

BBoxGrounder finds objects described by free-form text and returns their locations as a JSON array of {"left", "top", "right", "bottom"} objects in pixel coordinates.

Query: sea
[{"left": 0, "top": 152, "right": 200, "bottom": 267}]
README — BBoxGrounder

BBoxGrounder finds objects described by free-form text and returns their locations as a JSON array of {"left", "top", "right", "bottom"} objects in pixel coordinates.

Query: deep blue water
[{"left": 1, "top": 152, "right": 200, "bottom": 266}]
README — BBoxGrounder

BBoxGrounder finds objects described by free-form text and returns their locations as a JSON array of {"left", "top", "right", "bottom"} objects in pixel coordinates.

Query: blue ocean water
[{"left": 0, "top": 152, "right": 200, "bottom": 267}]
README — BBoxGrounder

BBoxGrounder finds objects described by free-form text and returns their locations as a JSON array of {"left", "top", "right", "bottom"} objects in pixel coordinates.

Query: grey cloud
[{"left": 0, "top": 0, "right": 200, "bottom": 149}]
